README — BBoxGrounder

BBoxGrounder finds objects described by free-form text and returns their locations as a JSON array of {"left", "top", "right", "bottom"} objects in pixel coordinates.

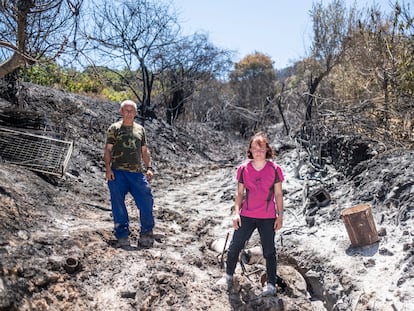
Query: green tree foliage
[
  {"left": 22, "top": 63, "right": 136, "bottom": 101},
  {"left": 22, "top": 61, "right": 63, "bottom": 87}
]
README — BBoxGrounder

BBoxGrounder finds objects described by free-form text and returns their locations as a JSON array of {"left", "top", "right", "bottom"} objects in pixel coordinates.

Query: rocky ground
[{"left": 0, "top": 83, "right": 413, "bottom": 311}]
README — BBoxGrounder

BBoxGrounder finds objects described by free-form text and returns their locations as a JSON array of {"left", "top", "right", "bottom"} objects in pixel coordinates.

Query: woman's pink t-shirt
[{"left": 236, "top": 161, "right": 284, "bottom": 219}]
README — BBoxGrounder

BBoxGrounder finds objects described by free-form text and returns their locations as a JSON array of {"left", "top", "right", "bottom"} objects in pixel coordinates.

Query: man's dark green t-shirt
[{"left": 106, "top": 121, "right": 147, "bottom": 172}]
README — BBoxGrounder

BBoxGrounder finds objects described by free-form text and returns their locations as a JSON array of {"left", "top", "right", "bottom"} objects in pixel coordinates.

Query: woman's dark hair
[{"left": 247, "top": 131, "right": 275, "bottom": 159}]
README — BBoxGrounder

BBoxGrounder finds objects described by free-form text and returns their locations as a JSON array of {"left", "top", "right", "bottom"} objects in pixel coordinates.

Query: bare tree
[
  {"left": 0, "top": 0, "right": 82, "bottom": 106},
  {"left": 84, "top": 0, "right": 180, "bottom": 120},
  {"left": 229, "top": 52, "right": 277, "bottom": 136},
  {"left": 0, "top": 0, "right": 82, "bottom": 78},
  {"left": 339, "top": 1, "right": 414, "bottom": 141},
  {"left": 157, "top": 33, "right": 233, "bottom": 125},
  {"left": 305, "top": 0, "right": 355, "bottom": 122}
]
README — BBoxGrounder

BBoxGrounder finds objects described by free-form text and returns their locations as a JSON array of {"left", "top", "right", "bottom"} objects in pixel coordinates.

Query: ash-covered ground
[{"left": 0, "top": 84, "right": 412, "bottom": 311}]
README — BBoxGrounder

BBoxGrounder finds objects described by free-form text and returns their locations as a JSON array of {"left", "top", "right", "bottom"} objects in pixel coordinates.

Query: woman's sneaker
[{"left": 261, "top": 283, "right": 276, "bottom": 296}]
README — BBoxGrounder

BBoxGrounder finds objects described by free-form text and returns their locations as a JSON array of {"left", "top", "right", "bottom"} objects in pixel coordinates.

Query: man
[{"left": 104, "top": 100, "right": 155, "bottom": 248}]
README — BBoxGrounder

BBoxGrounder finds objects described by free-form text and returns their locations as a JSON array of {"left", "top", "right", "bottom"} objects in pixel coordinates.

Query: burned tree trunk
[{"left": 166, "top": 89, "right": 185, "bottom": 126}]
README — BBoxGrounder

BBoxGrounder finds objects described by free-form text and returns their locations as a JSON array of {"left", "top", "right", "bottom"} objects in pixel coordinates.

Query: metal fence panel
[{"left": 0, "top": 127, "right": 73, "bottom": 177}]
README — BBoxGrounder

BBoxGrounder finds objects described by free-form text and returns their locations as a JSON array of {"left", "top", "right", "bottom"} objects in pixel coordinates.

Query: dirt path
[
  {"left": 2, "top": 146, "right": 413, "bottom": 310},
  {"left": 63, "top": 165, "right": 271, "bottom": 311}
]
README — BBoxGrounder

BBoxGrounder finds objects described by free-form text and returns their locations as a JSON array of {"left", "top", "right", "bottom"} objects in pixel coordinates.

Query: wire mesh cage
[{"left": 0, "top": 127, "right": 73, "bottom": 177}]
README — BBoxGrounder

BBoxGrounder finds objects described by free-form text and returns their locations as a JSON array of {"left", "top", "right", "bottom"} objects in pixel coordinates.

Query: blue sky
[{"left": 172, "top": 0, "right": 397, "bottom": 69}]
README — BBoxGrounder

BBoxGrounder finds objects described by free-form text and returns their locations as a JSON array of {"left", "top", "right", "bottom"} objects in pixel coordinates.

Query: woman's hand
[
  {"left": 232, "top": 214, "right": 241, "bottom": 230},
  {"left": 274, "top": 216, "right": 283, "bottom": 231}
]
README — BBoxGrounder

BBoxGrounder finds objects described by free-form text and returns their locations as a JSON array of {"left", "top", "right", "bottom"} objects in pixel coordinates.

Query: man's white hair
[{"left": 120, "top": 100, "right": 137, "bottom": 111}]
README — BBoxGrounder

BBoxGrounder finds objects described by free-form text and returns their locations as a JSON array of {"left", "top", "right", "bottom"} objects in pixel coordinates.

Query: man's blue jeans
[
  {"left": 226, "top": 216, "right": 277, "bottom": 285},
  {"left": 108, "top": 169, "right": 154, "bottom": 239}
]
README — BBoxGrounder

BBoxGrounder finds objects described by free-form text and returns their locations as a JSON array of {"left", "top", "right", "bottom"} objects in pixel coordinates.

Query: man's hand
[
  {"left": 145, "top": 168, "right": 154, "bottom": 181},
  {"left": 106, "top": 168, "right": 114, "bottom": 181}
]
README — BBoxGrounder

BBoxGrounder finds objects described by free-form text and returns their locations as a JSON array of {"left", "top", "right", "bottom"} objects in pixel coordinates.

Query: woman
[{"left": 216, "top": 131, "right": 284, "bottom": 296}]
